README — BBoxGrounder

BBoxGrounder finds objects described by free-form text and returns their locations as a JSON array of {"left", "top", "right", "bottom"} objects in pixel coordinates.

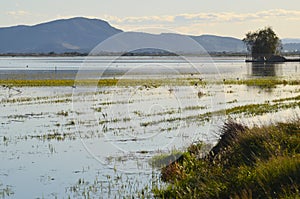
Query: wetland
[{"left": 0, "top": 56, "right": 299, "bottom": 198}]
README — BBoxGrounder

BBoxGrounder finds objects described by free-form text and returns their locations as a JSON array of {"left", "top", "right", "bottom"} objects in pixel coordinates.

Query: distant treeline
[
  {"left": 0, "top": 51, "right": 299, "bottom": 57},
  {"left": 0, "top": 52, "right": 88, "bottom": 57}
]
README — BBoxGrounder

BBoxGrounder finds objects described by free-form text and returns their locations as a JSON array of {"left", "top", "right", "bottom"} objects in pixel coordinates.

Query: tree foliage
[{"left": 243, "top": 27, "right": 281, "bottom": 60}]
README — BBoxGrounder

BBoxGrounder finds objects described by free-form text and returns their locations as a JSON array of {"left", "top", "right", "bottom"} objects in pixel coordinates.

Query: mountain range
[
  {"left": 0, "top": 17, "right": 299, "bottom": 54},
  {"left": 0, "top": 17, "right": 122, "bottom": 53}
]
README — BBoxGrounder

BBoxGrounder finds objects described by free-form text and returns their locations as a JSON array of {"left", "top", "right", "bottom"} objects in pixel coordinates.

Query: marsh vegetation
[{"left": 154, "top": 119, "right": 300, "bottom": 198}]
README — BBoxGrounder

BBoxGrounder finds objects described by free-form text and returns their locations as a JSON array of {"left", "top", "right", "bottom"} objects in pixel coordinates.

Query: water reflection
[{"left": 249, "top": 63, "right": 282, "bottom": 77}]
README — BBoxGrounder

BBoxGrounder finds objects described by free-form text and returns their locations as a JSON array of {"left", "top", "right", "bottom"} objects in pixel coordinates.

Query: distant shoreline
[
  {"left": 245, "top": 58, "right": 300, "bottom": 63},
  {"left": 0, "top": 52, "right": 247, "bottom": 57},
  {"left": 0, "top": 52, "right": 299, "bottom": 57}
]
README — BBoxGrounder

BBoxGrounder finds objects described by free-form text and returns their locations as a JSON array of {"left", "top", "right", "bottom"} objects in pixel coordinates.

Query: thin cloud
[
  {"left": 104, "top": 15, "right": 174, "bottom": 24},
  {"left": 105, "top": 9, "right": 300, "bottom": 25},
  {"left": 7, "top": 10, "right": 31, "bottom": 17}
]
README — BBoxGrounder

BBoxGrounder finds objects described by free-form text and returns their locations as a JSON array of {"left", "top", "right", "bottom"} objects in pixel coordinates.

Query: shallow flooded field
[{"left": 0, "top": 56, "right": 299, "bottom": 198}]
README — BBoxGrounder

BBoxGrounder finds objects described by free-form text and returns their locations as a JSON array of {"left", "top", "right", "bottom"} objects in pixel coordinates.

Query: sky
[{"left": 1, "top": 0, "right": 300, "bottom": 39}]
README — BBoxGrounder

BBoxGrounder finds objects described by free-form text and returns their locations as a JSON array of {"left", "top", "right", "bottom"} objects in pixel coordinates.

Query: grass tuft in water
[{"left": 0, "top": 183, "right": 14, "bottom": 198}]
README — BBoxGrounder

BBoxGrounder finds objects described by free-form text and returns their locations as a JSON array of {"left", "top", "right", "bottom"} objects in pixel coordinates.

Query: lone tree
[{"left": 243, "top": 27, "right": 282, "bottom": 60}]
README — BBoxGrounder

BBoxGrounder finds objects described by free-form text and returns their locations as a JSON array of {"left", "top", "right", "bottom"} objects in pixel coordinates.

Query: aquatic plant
[
  {"left": 139, "top": 96, "right": 300, "bottom": 127},
  {"left": 154, "top": 119, "right": 300, "bottom": 198},
  {"left": 57, "top": 110, "right": 69, "bottom": 116},
  {"left": 222, "top": 78, "right": 300, "bottom": 88},
  {"left": 0, "top": 77, "right": 209, "bottom": 90},
  {"left": 0, "top": 183, "right": 14, "bottom": 198},
  {"left": 29, "top": 132, "right": 75, "bottom": 141}
]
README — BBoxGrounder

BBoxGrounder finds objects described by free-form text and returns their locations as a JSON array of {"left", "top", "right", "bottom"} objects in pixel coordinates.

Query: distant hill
[
  {"left": 0, "top": 17, "right": 122, "bottom": 53},
  {"left": 94, "top": 32, "right": 226, "bottom": 54},
  {"left": 190, "top": 35, "right": 245, "bottom": 53},
  {"left": 281, "top": 38, "right": 300, "bottom": 52},
  {"left": 0, "top": 17, "right": 299, "bottom": 54},
  {"left": 282, "top": 43, "right": 300, "bottom": 52},
  {"left": 282, "top": 38, "right": 300, "bottom": 44}
]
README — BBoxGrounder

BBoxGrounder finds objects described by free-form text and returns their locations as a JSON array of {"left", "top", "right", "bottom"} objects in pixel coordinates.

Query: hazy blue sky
[{"left": 1, "top": 0, "right": 300, "bottom": 38}]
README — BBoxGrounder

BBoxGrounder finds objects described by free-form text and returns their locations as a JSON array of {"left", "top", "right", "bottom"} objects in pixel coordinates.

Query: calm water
[
  {"left": 0, "top": 56, "right": 299, "bottom": 198},
  {"left": 0, "top": 56, "right": 299, "bottom": 80}
]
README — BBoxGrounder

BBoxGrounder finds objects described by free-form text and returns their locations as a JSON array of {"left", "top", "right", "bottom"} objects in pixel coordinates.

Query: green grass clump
[
  {"left": 0, "top": 79, "right": 76, "bottom": 87},
  {"left": 150, "top": 150, "right": 183, "bottom": 168},
  {"left": 0, "top": 79, "right": 119, "bottom": 87},
  {"left": 222, "top": 100, "right": 300, "bottom": 116},
  {"left": 1, "top": 77, "right": 299, "bottom": 88},
  {"left": 235, "top": 155, "right": 300, "bottom": 199},
  {"left": 223, "top": 78, "right": 300, "bottom": 88},
  {"left": 272, "top": 95, "right": 300, "bottom": 103},
  {"left": 154, "top": 119, "right": 300, "bottom": 198},
  {"left": 0, "top": 78, "right": 202, "bottom": 87}
]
